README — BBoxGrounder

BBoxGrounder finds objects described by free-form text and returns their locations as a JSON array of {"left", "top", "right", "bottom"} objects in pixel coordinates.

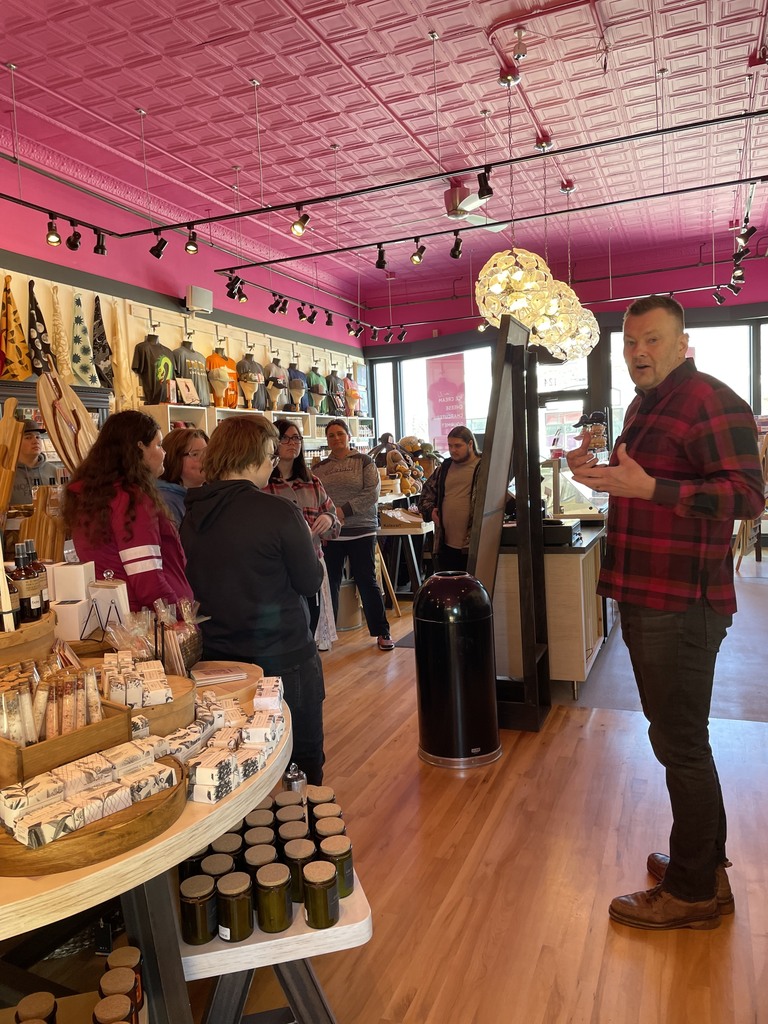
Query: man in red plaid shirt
[{"left": 568, "top": 294, "right": 764, "bottom": 931}]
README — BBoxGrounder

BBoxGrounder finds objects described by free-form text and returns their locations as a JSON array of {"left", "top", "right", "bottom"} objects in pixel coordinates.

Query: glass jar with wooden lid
[
  {"left": 200, "top": 852, "right": 234, "bottom": 881},
  {"left": 210, "top": 832, "right": 244, "bottom": 869},
  {"left": 98, "top": 968, "right": 138, "bottom": 1024},
  {"left": 275, "top": 804, "right": 306, "bottom": 825},
  {"left": 315, "top": 817, "right": 346, "bottom": 840},
  {"left": 216, "top": 871, "right": 254, "bottom": 942},
  {"left": 255, "top": 862, "right": 292, "bottom": 933},
  {"left": 305, "top": 784, "right": 335, "bottom": 807},
  {"left": 273, "top": 789, "right": 303, "bottom": 809},
  {"left": 283, "top": 837, "right": 316, "bottom": 902},
  {"left": 243, "top": 825, "right": 276, "bottom": 849},
  {"left": 302, "top": 860, "right": 340, "bottom": 929},
  {"left": 179, "top": 874, "right": 217, "bottom": 946},
  {"left": 244, "top": 843, "right": 278, "bottom": 882},
  {"left": 105, "top": 945, "right": 144, "bottom": 1011},
  {"left": 320, "top": 834, "right": 354, "bottom": 898},
  {"left": 92, "top": 994, "right": 133, "bottom": 1024},
  {"left": 244, "top": 808, "right": 275, "bottom": 830},
  {"left": 14, "top": 992, "right": 57, "bottom": 1024},
  {"left": 278, "top": 820, "right": 310, "bottom": 849}
]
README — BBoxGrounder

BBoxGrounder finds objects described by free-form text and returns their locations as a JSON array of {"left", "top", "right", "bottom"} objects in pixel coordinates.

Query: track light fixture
[
  {"left": 346, "top": 321, "right": 356, "bottom": 336},
  {"left": 731, "top": 267, "right": 745, "bottom": 284},
  {"left": 65, "top": 222, "right": 82, "bottom": 251},
  {"left": 449, "top": 231, "right": 463, "bottom": 259},
  {"left": 725, "top": 282, "right": 742, "bottom": 295},
  {"left": 375, "top": 244, "right": 387, "bottom": 270},
  {"left": 371, "top": 327, "right": 379, "bottom": 342},
  {"left": 397, "top": 327, "right": 407, "bottom": 342},
  {"left": 268, "top": 293, "right": 281, "bottom": 314},
  {"left": 477, "top": 320, "right": 488, "bottom": 332},
  {"left": 93, "top": 231, "right": 107, "bottom": 256},
  {"left": 384, "top": 330, "right": 394, "bottom": 344},
  {"left": 226, "top": 275, "right": 243, "bottom": 299},
  {"left": 291, "top": 206, "right": 310, "bottom": 236},
  {"left": 278, "top": 297, "right": 289, "bottom": 314},
  {"left": 713, "top": 288, "right": 726, "bottom": 305},
  {"left": 325, "top": 311, "right": 334, "bottom": 326},
  {"left": 297, "top": 304, "right": 308, "bottom": 321},
  {"left": 732, "top": 247, "right": 749, "bottom": 265},
  {"left": 307, "top": 307, "right": 318, "bottom": 324},
  {"left": 236, "top": 284, "right": 248, "bottom": 303},
  {"left": 534, "top": 134, "right": 554, "bottom": 152},
  {"left": 736, "top": 223, "right": 756, "bottom": 247},
  {"left": 410, "top": 238, "right": 426, "bottom": 265},
  {"left": 45, "top": 216, "right": 61, "bottom": 247},
  {"left": 353, "top": 323, "right": 364, "bottom": 339},
  {"left": 185, "top": 228, "right": 198, "bottom": 254},
  {"left": 477, "top": 167, "right": 493, "bottom": 200},
  {"left": 559, "top": 179, "right": 577, "bottom": 195},
  {"left": 149, "top": 232, "right": 167, "bottom": 259}
]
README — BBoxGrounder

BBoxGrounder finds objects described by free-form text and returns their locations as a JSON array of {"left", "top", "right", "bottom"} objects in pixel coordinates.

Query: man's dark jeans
[{"left": 619, "top": 599, "right": 732, "bottom": 901}]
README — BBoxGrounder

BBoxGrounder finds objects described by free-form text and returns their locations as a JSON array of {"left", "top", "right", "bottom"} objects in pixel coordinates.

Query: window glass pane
[
  {"left": 400, "top": 347, "right": 491, "bottom": 451},
  {"left": 372, "top": 362, "right": 395, "bottom": 439},
  {"left": 609, "top": 325, "right": 751, "bottom": 439},
  {"left": 535, "top": 355, "right": 588, "bottom": 394},
  {"left": 760, "top": 325, "right": 768, "bottom": 413}
]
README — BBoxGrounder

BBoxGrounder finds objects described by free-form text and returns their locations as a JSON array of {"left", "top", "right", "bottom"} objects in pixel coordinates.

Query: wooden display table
[
  {"left": 494, "top": 524, "right": 607, "bottom": 699},
  {"left": 377, "top": 520, "right": 433, "bottom": 598}
]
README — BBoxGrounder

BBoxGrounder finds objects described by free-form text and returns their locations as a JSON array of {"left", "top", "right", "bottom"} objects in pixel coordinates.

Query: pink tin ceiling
[{"left": 2, "top": 0, "right": 768, "bottom": 332}]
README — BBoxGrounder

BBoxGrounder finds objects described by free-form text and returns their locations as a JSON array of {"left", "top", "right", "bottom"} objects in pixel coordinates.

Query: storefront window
[
  {"left": 372, "top": 361, "right": 396, "bottom": 439},
  {"left": 610, "top": 324, "right": 751, "bottom": 438},
  {"left": 400, "top": 347, "right": 491, "bottom": 452}
]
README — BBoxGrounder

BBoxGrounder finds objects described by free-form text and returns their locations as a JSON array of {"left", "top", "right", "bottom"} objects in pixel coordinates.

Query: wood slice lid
[
  {"left": 303, "top": 860, "right": 336, "bottom": 885},
  {"left": 283, "top": 838, "right": 316, "bottom": 860},
  {"left": 278, "top": 821, "right": 309, "bottom": 842},
  {"left": 244, "top": 844, "right": 278, "bottom": 869},
  {"left": 106, "top": 946, "right": 141, "bottom": 971},
  {"left": 100, "top": 967, "right": 136, "bottom": 997},
  {"left": 320, "top": 835, "right": 351, "bottom": 856},
  {"left": 256, "top": 862, "right": 290, "bottom": 888},
  {"left": 245, "top": 809, "right": 274, "bottom": 828},
  {"left": 275, "top": 805, "right": 305, "bottom": 824},
  {"left": 14, "top": 993, "right": 56, "bottom": 1021},
  {"left": 274, "top": 790, "right": 303, "bottom": 808},
  {"left": 244, "top": 826, "right": 275, "bottom": 846},
  {"left": 180, "top": 874, "right": 215, "bottom": 899},
  {"left": 312, "top": 802, "right": 342, "bottom": 820},
  {"left": 225, "top": 818, "right": 245, "bottom": 833},
  {"left": 315, "top": 817, "right": 345, "bottom": 838},
  {"left": 201, "top": 853, "right": 234, "bottom": 878},
  {"left": 306, "top": 784, "right": 335, "bottom": 804},
  {"left": 93, "top": 994, "right": 133, "bottom": 1023},
  {"left": 211, "top": 833, "right": 243, "bottom": 855},
  {"left": 254, "top": 796, "right": 274, "bottom": 811},
  {"left": 216, "top": 870, "right": 252, "bottom": 897}
]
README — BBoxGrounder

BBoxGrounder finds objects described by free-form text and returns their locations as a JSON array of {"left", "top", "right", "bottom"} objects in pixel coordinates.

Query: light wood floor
[{"left": 236, "top": 605, "right": 768, "bottom": 1024}]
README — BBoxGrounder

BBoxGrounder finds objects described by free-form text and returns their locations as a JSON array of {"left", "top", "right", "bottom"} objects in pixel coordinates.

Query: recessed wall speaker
[{"left": 185, "top": 285, "right": 213, "bottom": 313}]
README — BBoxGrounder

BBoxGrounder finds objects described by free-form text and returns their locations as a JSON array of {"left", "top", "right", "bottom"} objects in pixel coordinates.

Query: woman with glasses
[
  {"left": 158, "top": 428, "right": 209, "bottom": 527},
  {"left": 181, "top": 415, "right": 326, "bottom": 784},
  {"left": 265, "top": 419, "right": 339, "bottom": 646}
]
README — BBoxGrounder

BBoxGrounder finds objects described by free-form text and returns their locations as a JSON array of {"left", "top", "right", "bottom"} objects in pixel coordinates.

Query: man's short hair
[
  {"left": 447, "top": 425, "right": 478, "bottom": 454},
  {"left": 623, "top": 294, "right": 685, "bottom": 332}
]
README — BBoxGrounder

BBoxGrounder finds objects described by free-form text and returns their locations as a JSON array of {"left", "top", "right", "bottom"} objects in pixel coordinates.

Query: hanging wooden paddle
[{"left": 36, "top": 357, "right": 99, "bottom": 474}]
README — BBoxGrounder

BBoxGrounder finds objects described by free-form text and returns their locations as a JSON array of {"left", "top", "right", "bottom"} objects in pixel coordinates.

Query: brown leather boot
[
  {"left": 646, "top": 852, "right": 735, "bottom": 914},
  {"left": 609, "top": 884, "right": 720, "bottom": 930}
]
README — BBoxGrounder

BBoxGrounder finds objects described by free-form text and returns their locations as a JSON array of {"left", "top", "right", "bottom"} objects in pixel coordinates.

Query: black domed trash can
[{"left": 413, "top": 571, "right": 501, "bottom": 768}]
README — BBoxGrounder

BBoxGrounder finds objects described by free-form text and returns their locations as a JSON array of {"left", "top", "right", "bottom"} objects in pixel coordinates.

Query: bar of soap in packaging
[
  {"left": 15, "top": 798, "right": 81, "bottom": 847},
  {"left": 0, "top": 772, "right": 64, "bottom": 830},
  {"left": 187, "top": 747, "right": 237, "bottom": 788},
  {"left": 191, "top": 779, "right": 234, "bottom": 804},
  {"left": 70, "top": 789, "right": 105, "bottom": 826},
  {"left": 90, "top": 781, "right": 132, "bottom": 816},
  {"left": 133, "top": 734, "right": 170, "bottom": 759},
  {"left": 101, "top": 741, "right": 153, "bottom": 779},
  {"left": 234, "top": 744, "right": 267, "bottom": 784},
  {"left": 252, "top": 676, "right": 283, "bottom": 711},
  {"left": 164, "top": 727, "right": 204, "bottom": 763},
  {"left": 131, "top": 714, "right": 150, "bottom": 739},
  {"left": 141, "top": 677, "right": 173, "bottom": 706},
  {"left": 123, "top": 672, "right": 144, "bottom": 710},
  {"left": 241, "top": 711, "right": 284, "bottom": 745},
  {"left": 208, "top": 726, "right": 242, "bottom": 751},
  {"left": 52, "top": 599, "right": 92, "bottom": 641},
  {"left": 51, "top": 753, "right": 113, "bottom": 798}
]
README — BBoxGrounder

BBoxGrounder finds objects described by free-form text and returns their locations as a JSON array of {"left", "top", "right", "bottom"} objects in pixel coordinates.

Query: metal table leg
[{"left": 271, "top": 960, "right": 338, "bottom": 1024}]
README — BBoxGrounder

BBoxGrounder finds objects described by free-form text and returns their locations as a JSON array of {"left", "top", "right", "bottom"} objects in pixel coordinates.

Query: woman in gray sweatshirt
[{"left": 314, "top": 419, "right": 393, "bottom": 651}]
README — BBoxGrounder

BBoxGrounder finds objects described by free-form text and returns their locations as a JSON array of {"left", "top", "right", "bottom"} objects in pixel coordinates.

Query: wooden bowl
[{"left": 0, "top": 756, "right": 187, "bottom": 876}]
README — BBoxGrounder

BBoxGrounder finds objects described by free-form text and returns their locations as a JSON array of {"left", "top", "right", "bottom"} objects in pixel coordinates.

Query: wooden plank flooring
[{"left": 240, "top": 606, "right": 768, "bottom": 1024}]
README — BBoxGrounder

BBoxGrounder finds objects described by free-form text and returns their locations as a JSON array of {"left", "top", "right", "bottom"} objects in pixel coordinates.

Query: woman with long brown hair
[
  {"left": 63, "top": 410, "right": 192, "bottom": 612},
  {"left": 158, "top": 427, "right": 209, "bottom": 527}
]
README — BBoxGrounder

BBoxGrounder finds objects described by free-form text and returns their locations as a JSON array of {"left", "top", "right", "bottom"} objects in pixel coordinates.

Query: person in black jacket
[
  {"left": 181, "top": 414, "right": 325, "bottom": 784},
  {"left": 418, "top": 426, "right": 481, "bottom": 572}
]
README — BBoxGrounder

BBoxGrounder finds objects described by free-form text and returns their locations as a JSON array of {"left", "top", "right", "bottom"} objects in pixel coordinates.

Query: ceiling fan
[{"left": 443, "top": 177, "right": 505, "bottom": 231}]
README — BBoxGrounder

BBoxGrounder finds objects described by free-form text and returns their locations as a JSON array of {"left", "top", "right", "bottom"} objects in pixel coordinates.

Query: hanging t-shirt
[
  {"left": 343, "top": 374, "right": 360, "bottom": 415},
  {"left": 264, "top": 360, "right": 288, "bottom": 410},
  {"left": 235, "top": 356, "right": 267, "bottom": 410},
  {"left": 206, "top": 350, "right": 238, "bottom": 408},
  {"left": 174, "top": 343, "right": 211, "bottom": 406},
  {"left": 287, "top": 365, "right": 309, "bottom": 411},
  {"left": 325, "top": 371, "right": 346, "bottom": 414},
  {"left": 306, "top": 369, "right": 328, "bottom": 414},
  {"left": 131, "top": 335, "right": 176, "bottom": 404}
]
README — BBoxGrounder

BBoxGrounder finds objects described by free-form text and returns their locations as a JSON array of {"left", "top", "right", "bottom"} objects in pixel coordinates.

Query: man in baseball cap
[{"left": 11, "top": 420, "right": 58, "bottom": 505}]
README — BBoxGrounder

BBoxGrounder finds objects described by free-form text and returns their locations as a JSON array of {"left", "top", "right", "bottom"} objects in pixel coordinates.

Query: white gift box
[
  {"left": 51, "top": 561, "right": 95, "bottom": 602},
  {"left": 52, "top": 599, "right": 92, "bottom": 641}
]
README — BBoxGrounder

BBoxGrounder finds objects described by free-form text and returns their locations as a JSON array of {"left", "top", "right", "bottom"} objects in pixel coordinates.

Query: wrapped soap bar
[
  {"left": 90, "top": 781, "right": 132, "bottom": 816},
  {"left": 0, "top": 772, "right": 64, "bottom": 829},
  {"left": 133, "top": 734, "right": 170, "bottom": 759},
  {"left": 141, "top": 677, "right": 173, "bottom": 706},
  {"left": 14, "top": 798, "right": 81, "bottom": 847},
  {"left": 101, "top": 741, "right": 153, "bottom": 779},
  {"left": 124, "top": 672, "right": 144, "bottom": 710},
  {"left": 208, "top": 726, "right": 242, "bottom": 751},
  {"left": 70, "top": 788, "right": 106, "bottom": 826},
  {"left": 121, "top": 764, "right": 161, "bottom": 803},
  {"left": 131, "top": 714, "right": 150, "bottom": 739},
  {"left": 234, "top": 744, "right": 267, "bottom": 784},
  {"left": 51, "top": 753, "right": 113, "bottom": 798},
  {"left": 187, "top": 747, "right": 237, "bottom": 787},
  {"left": 164, "top": 727, "right": 204, "bottom": 763},
  {"left": 190, "top": 779, "right": 234, "bottom": 804},
  {"left": 252, "top": 676, "right": 283, "bottom": 711},
  {"left": 241, "top": 711, "right": 284, "bottom": 745}
]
